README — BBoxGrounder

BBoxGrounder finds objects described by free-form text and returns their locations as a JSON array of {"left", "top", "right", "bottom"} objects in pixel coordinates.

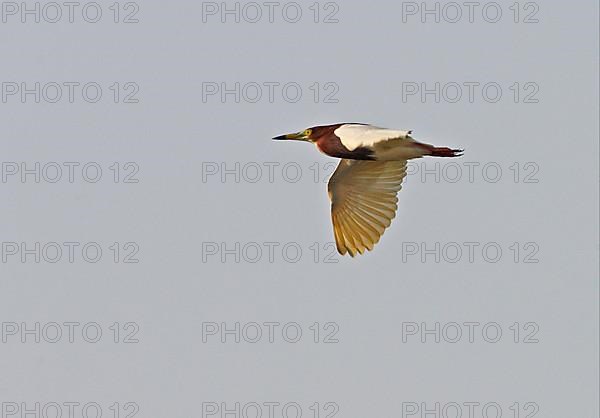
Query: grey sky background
[{"left": 1, "top": 0, "right": 598, "bottom": 416}]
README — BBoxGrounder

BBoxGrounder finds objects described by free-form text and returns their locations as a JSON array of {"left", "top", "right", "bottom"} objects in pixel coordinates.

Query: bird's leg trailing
[
  {"left": 413, "top": 142, "right": 464, "bottom": 157},
  {"left": 429, "top": 147, "right": 464, "bottom": 157}
]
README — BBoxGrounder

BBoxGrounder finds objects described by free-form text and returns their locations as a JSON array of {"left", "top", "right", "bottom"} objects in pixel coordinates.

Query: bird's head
[{"left": 272, "top": 127, "right": 316, "bottom": 142}]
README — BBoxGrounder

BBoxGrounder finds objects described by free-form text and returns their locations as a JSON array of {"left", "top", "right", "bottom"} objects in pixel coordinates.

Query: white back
[{"left": 334, "top": 124, "right": 411, "bottom": 151}]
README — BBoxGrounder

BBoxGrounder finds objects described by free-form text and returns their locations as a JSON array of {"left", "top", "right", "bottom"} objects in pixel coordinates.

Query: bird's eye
[{"left": 305, "top": 129, "right": 312, "bottom": 136}]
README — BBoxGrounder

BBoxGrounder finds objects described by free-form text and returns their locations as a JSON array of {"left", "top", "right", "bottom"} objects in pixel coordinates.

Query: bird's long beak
[{"left": 272, "top": 131, "right": 307, "bottom": 141}]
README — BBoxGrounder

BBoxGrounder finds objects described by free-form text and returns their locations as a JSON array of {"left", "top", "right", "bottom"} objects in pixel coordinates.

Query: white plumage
[{"left": 334, "top": 124, "right": 412, "bottom": 151}]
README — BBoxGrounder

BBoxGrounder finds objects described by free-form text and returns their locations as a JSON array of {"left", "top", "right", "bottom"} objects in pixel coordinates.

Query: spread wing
[{"left": 328, "top": 159, "right": 407, "bottom": 256}]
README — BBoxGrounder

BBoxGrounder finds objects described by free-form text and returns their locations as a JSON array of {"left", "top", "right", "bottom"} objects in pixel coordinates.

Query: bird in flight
[{"left": 273, "top": 123, "right": 463, "bottom": 257}]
